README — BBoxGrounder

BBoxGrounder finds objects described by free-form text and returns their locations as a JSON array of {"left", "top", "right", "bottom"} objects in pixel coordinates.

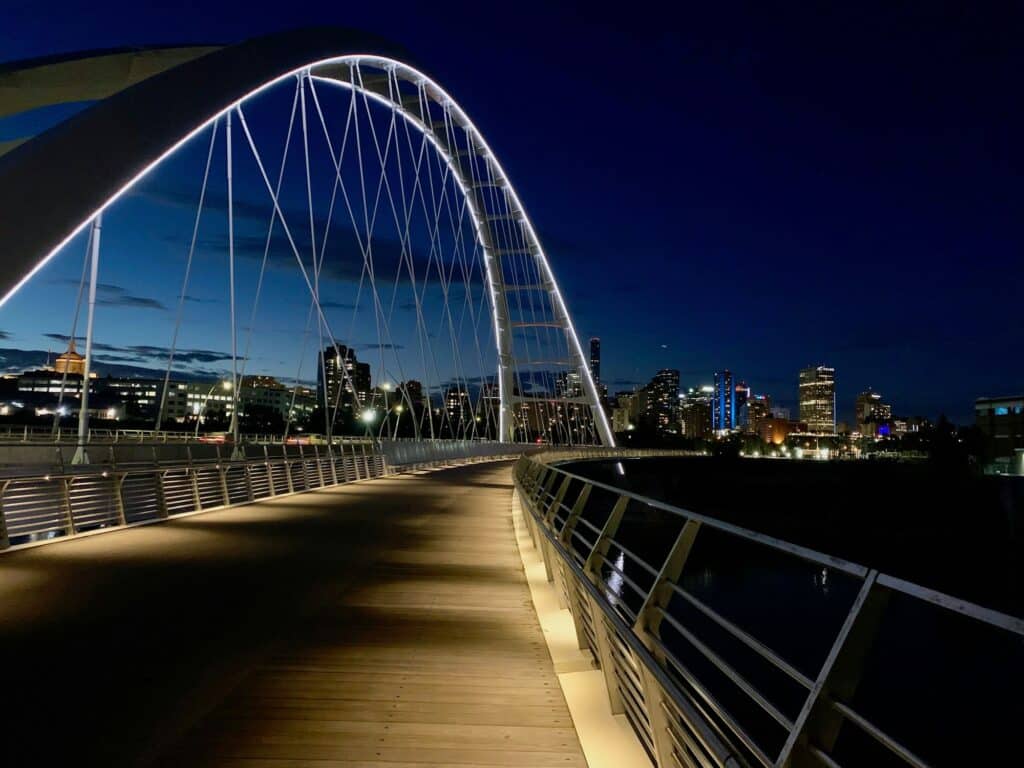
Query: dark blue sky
[{"left": 1, "top": 1, "right": 1021, "bottom": 423}]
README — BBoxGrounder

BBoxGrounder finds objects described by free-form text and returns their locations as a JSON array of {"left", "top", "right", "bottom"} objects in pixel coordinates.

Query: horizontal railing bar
[
  {"left": 614, "top": 664, "right": 653, "bottom": 728},
  {"left": 570, "top": 528, "right": 596, "bottom": 552},
  {"left": 603, "top": 537, "right": 662, "bottom": 577},
  {"left": 808, "top": 745, "right": 844, "bottom": 768},
  {"left": 658, "top": 648, "right": 774, "bottom": 768},
  {"left": 827, "top": 698, "right": 931, "bottom": 768},
  {"left": 655, "top": 607, "right": 795, "bottom": 732},
  {"left": 575, "top": 516, "right": 603, "bottom": 535},
  {"left": 660, "top": 700, "right": 719, "bottom": 768},
  {"left": 668, "top": 584, "right": 815, "bottom": 690},
  {"left": 875, "top": 573, "right": 1024, "bottom": 635}
]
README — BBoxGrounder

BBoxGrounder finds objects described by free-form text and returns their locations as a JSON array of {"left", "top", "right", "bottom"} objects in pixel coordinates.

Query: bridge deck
[{"left": 0, "top": 462, "right": 586, "bottom": 767}]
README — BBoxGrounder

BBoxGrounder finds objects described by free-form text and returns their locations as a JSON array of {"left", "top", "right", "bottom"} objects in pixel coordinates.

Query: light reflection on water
[{"left": 604, "top": 550, "right": 626, "bottom": 605}]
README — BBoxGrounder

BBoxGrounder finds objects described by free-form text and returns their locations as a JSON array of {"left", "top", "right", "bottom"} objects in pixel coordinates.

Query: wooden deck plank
[{"left": 160, "top": 463, "right": 587, "bottom": 766}]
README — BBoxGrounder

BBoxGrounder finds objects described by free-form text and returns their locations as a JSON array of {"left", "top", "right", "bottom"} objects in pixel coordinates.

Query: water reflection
[
  {"left": 814, "top": 566, "right": 831, "bottom": 595},
  {"left": 605, "top": 550, "right": 625, "bottom": 604}
]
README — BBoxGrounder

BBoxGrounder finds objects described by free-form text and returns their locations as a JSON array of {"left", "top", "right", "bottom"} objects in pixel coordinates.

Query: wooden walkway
[{"left": 0, "top": 462, "right": 586, "bottom": 767}]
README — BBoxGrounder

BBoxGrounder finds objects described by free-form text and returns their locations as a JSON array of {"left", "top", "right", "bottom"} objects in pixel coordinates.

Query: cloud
[
  {"left": 145, "top": 184, "right": 484, "bottom": 290},
  {"left": 0, "top": 331, "right": 11, "bottom": 340},
  {"left": 183, "top": 294, "right": 219, "bottom": 304},
  {"left": 43, "top": 334, "right": 233, "bottom": 365},
  {"left": 46, "top": 279, "right": 167, "bottom": 311},
  {"left": 354, "top": 342, "right": 405, "bottom": 351}
]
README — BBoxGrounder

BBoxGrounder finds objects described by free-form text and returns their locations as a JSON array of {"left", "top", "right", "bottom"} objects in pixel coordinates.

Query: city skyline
[{"left": 1, "top": 3, "right": 1021, "bottom": 425}]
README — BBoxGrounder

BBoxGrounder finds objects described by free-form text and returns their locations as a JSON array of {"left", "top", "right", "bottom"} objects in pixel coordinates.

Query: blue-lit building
[{"left": 713, "top": 370, "right": 736, "bottom": 432}]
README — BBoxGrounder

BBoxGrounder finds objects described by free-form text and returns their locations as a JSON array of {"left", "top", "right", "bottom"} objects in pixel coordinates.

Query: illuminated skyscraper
[
  {"left": 319, "top": 344, "right": 371, "bottom": 412},
  {"left": 799, "top": 365, "right": 836, "bottom": 434},
  {"left": 646, "top": 369, "right": 680, "bottom": 433},
  {"left": 713, "top": 370, "right": 736, "bottom": 432},
  {"left": 854, "top": 389, "right": 891, "bottom": 431},
  {"left": 735, "top": 380, "right": 751, "bottom": 427},
  {"left": 681, "top": 386, "right": 714, "bottom": 439},
  {"left": 589, "top": 337, "right": 601, "bottom": 386}
]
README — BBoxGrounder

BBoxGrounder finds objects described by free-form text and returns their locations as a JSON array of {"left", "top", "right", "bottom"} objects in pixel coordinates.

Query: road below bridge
[{"left": 0, "top": 462, "right": 586, "bottom": 767}]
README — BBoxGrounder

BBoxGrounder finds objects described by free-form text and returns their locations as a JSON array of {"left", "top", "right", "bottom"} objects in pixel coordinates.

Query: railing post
[
  {"left": 0, "top": 480, "right": 10, "bottom": 550},
  {"left": 264, "top": 445, "right": 275, "bottom": 497},
  {"left": 187, "top": 445, "right": 201, "bottom": 511},
  {"left": 243, "top": 459, "right": 254, "bottom": 502},
  {"left": 351, "top": 443, "right": 362, "bottom": 481},
  {"left": 361, "top": 442, "right": 371, "bottom": 478},
  {"left": 777, "top": 572, "right": 886, "bottom": 766},
  {"left": 61, "top": 476, "right": 76, "bottom": 537},
  {"left": 539, "top": 476, "right": 573, "bottom": 589},
  {"left": 557, "top": 483, "right": 594, "bottom": 648},
  {"left": 314, "top": 445, "right": 326, "bottom": 486},
  {"left": 633, "top": 520, "right": 702, "bottom": 646},
  {"left": 327, "top": 445, "right": 339, "bottom": 485},
  {"left": 154, "top": 469, "right": 169, "bottom": 519},
  {"left": 218, "top": 456, "right": 230, "bottom": 512},
  {"left": 628, "top": 520, "right": 702, "bottom": 768},
  {"left": 283, "top": 443, "right": 295, "bottom": 494},
  {"left": 112, "top": 472, "right": 128, "bottom": 527},
  {"left": 581, "top": 493, "right": 630, "bottom": 715},
  {"left": 298, "top": 444, "right": 308, "bottom": 488}
]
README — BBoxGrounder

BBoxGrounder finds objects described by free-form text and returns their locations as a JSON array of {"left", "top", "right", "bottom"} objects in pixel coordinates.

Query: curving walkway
[{"left": 0, "top": 462, "right": 587, "bottom": 767}]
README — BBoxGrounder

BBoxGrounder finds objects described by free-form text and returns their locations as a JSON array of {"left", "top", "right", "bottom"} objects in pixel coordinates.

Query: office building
[
  {"left": 318, "top": 344, "right": 372, "bottom": 412},
  {"left": 713, "top": 370, "right": 736, "bottom": 432},
  {"left": 555, "top": 370, "right": 583, "bottom": 399},
  {"left": 799, "top": 365, "right": 836, "bottom": 434},
  {"left": 681, "top": 386, "right": 713, "bottom": 439},
  {"left": 239, "top": 376, "right": 288, "bottom": 418},
  {"left": 975, "top": 396, "right": 1024, "bottom": 460},
  {"left": 105, "top": 377, "right": 186, "bottom": 421},
  {"left": 735, "top": 381, "right": 751, "bottom": 428},
  {"left": 589, "top": 337, "right": 600, "bottom": 387},
  {"left": 746, "top": 393, "right": 772, "bottom": 432},
  {"left": 646, "top": 369, "right": 680, "bottom": 433},
  {"left": 855, "top": 389, "right": 892, "bottom": 433},
  {"left": 185, "top": 381, "right": 235, "bottom": 419},
  {"left": 444, "top": 386, "right": 472, "bottom": 428}
]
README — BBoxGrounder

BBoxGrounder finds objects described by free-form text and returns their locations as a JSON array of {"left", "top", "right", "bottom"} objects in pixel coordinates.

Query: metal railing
[
  {"left": 0, "top": 424, "right": 381, "bottom": 446},
  {"left": 0, "top": 441, "right": 388, "bottom": 550},
  {"left": 0, "top": 438, "right": 529, "bottom": 552},
  {"left": 514, "top": 452, "right": 1024, "bottom": 768}
]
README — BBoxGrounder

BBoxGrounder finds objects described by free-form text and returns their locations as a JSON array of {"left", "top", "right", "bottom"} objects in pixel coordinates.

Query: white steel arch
[{"left": 1, "top": 53, "right": 614, "bottom": 446}]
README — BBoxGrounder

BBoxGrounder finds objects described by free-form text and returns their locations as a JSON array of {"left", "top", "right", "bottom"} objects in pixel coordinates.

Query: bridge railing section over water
[{"left": 514, "top": 452, "right": 1024, "bottom": 768}]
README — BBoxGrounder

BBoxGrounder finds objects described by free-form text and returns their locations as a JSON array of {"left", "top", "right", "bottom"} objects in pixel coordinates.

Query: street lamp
[{"left": 194, "top": 380, "right": 232, "bottom": 438}]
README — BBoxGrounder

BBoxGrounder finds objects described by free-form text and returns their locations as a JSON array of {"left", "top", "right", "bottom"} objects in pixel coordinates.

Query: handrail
[{"left": 513, "top": 451, "right": 1023, "bottom": 768}]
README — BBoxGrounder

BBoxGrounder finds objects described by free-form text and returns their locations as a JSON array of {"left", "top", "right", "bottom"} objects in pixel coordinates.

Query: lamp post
[
  {"left": 360, "top": 409, "right": 376, "bottom": 438},
  {"left": 193, "top": 380, "right": 232, "bottom": 438},
  {"left": 391, "top": 403, "right": 403, "bottom": 439}
]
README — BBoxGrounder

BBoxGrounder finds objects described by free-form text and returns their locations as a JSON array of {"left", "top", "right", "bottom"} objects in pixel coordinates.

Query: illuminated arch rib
[{"left": 0, "top": 28, "right": 613, "bottom": 445}]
